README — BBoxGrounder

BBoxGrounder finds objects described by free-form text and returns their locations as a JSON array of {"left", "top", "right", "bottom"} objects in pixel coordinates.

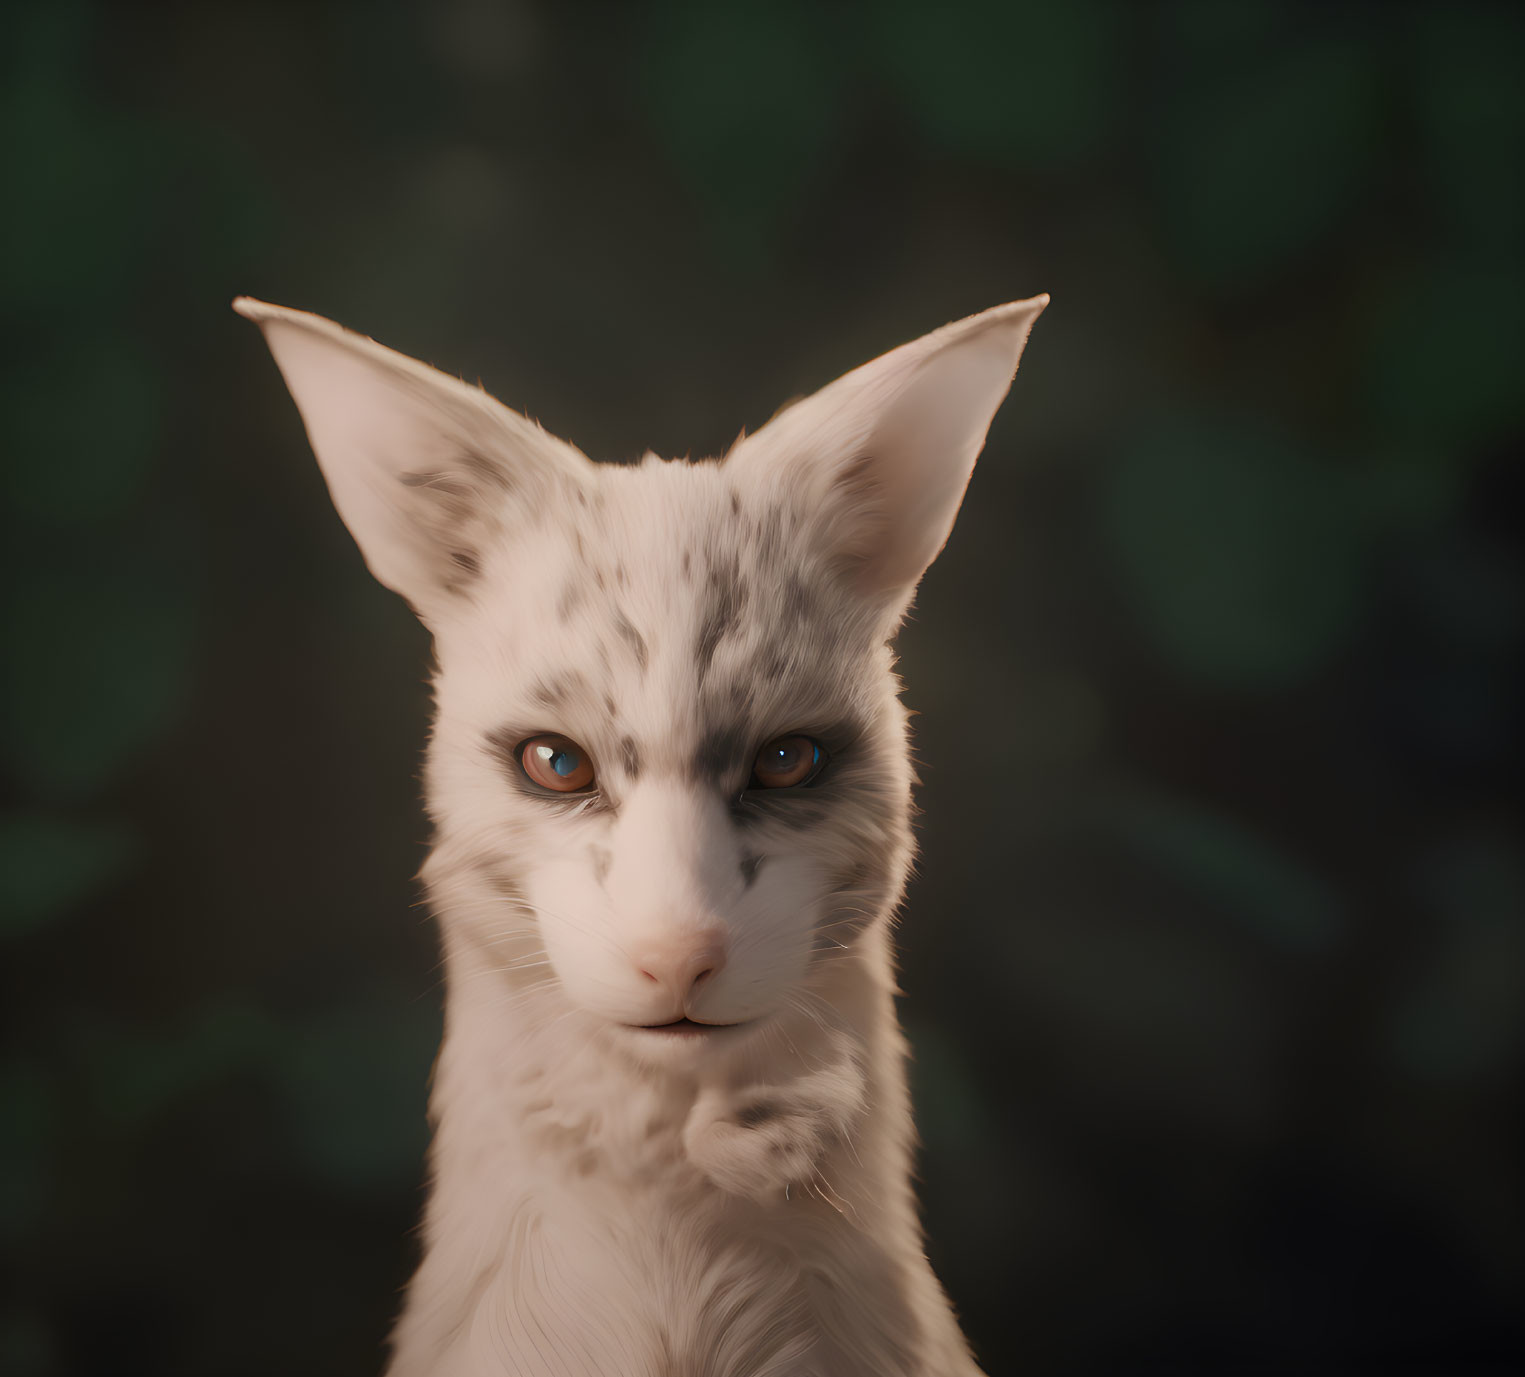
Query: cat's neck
[
  {"left": 426, "top": 920, "right": 910, "bottom": 1206},
  {"left": 390, "top": 920, "right": 981, "bottom": 1377}
]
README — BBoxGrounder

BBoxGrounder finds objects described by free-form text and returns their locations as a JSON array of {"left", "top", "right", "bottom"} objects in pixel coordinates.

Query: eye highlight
[
  {"left": 748, "top": 734, "right": 826, "bottom": 790},
  {"left": 518, "top": 735, "right": 596, "bottom": 793}
]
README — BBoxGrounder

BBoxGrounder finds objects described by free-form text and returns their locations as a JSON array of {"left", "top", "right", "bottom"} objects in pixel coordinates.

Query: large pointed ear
[
  {"left": 725, "top": 295, "right": 1047, "bottom": 617},
  {"left": 234, "top": 297, "right": 592, "bottom": 621}
]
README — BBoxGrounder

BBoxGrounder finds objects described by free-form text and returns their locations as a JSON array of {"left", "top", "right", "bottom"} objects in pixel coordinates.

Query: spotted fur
[{"left": 237, "top": 291, "right": 1047, "bottom": 1377}]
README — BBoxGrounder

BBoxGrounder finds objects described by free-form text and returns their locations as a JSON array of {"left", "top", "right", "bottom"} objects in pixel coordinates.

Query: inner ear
[
  {"left": 838, "top": 320, "right": 1035, "bottom": 596},
  {"left": 393, "top": 451, "right": 521, "bottom": 598},
  {"left": 724, "top": 296, "right": 1047, "bottom": 615},
  {"left": 236, "top": 297, "right": 593, "bottom": 621}
]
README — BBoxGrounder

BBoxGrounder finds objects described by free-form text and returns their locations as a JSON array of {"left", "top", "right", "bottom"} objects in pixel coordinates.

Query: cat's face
[
  {"left": 239, "top": 293, "right": 1045, "bottom": 1069},
  {"left": 425, "top": 457, "right": 909, "bottom": 1065}
]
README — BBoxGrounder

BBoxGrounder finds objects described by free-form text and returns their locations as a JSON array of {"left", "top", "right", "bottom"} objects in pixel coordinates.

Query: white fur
[{"left": 237, "top": 292, "right": 1047, "bottom": 1375}]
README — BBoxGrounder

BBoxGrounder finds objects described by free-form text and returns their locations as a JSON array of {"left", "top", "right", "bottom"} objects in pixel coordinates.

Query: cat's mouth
[{"left": 626, "top": 1017, "right": 748, "bottom": 1037}]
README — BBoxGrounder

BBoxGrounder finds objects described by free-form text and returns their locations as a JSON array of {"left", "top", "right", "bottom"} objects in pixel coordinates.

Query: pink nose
[{"left": 633, "top": 936, "right": 727, "bottom": 1005}]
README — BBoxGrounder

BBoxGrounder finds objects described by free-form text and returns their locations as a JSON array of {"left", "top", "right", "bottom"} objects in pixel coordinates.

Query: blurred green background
[{"left": 2, "top": 1, "right": 1522, "bottom": 1372}]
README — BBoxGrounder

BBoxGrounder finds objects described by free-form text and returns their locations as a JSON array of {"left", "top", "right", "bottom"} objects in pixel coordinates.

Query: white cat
[{"left": 237, "top": 291, "right": 1047, "bottom": 1376}]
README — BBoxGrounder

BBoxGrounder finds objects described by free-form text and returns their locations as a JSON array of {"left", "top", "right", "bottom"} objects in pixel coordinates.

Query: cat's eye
[
  {"left": 748, "top": 734, "right": 826, "bottom": 790},
  {"left": 518, "top": 735, "right": 596, "bottom": 793}
]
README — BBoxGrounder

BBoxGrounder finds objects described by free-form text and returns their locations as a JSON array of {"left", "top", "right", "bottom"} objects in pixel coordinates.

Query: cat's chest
[{"left": 424, "top": 1185, "right": 917, "bottom": 1377}]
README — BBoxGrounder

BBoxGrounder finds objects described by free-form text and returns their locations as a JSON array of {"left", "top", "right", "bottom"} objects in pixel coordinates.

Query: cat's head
[{"left": 239, "top": 295, "right": 1044, "bottom": 1069}]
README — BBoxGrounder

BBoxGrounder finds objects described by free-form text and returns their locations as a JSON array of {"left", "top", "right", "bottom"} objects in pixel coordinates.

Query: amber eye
[
  {"left": 749, "top": 735, "right": 825, "bottom": 790},
  {"left": 518, "top": 735, "right": 596, "bottom": 793}
]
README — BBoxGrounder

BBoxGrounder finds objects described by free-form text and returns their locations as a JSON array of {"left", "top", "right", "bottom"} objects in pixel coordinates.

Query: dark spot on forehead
[
  {"left": 620, "top": 735, "right": 641, "bottom": 780},
  {"left": 754, "top": 506, "right": 788, "bottom": 565},
  {"left": 530, "top": 673, "right": 584, "bottom": 711},
  {"left": 783, "top": 573, "right": 822, "bottom": 626},
  {"left": 612, "top": 611, "right": 650, "bottom": 672},
  {"left": 725, "top": 679, "right": 758, "bottom": 719},
  {"left": 740, "top": 853, "right": 764, "bottom": 889},
  {"left": 694, "top": 557, "right": 748, "bottom": 683},
  {"left": 757, "top": 645, "right": 789, "bottom": 681},
  {"left": 449, "top": 549, "right": 481, "bottom": 577},
  {"left": 729, "top": 490, "right": 741, "bottom": 516}
]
